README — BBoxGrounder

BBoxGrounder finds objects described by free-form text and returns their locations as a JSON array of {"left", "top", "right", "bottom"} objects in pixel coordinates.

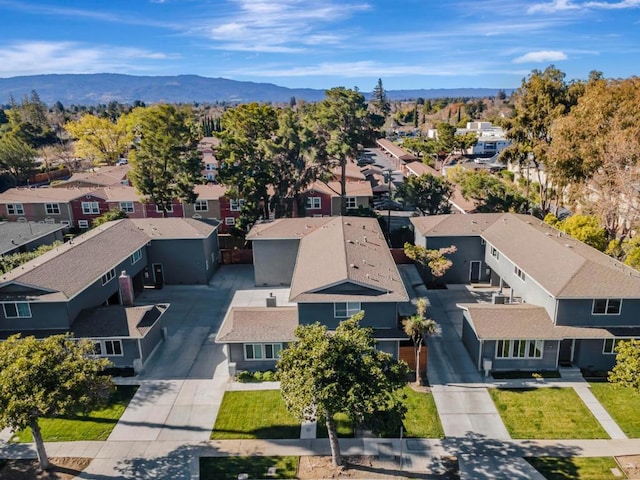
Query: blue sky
[{"left": 0, "top": 0, "right": 639, "bottom": 90}]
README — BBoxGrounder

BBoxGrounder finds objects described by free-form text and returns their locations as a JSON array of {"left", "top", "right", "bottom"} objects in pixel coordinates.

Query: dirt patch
[
  {"left": 617, "top": 455, "right": 640, "bottom": 479},
  {"left": 0, "top": 457, "right": 90, "bottom": 480},
  {"left": 297, "top": 455, "right": 458, "bottom": 479}
]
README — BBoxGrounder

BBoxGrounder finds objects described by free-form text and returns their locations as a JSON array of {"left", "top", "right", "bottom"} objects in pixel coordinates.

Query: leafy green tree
[
  {"left": 65, "top": 114, "right": 131, "bottom": 165},
  {"left": 454, "top": 132, "right": 478, "bottom": 155},
  {"left": 278, "top": 314, "right": 409, "bottom": 466},
  {"left": 401, "top": 137, "right": 438, "bottom": 161},
  {"left": 558, "top": 214, "right": 607, "bottom": 251},
  {"left": 609, "top": 339, "right": 640, "bottom": 391},
  {"left": 501, "top": 66, "right": 576, "bottom": 212},
  {"left": 448, "top": 167, "right": 528, "bottom": 213},
  {"left": 305, "top": 88, "right": 372, "bottom": 215},
  {"left": 92, "top": 208, "right": 128, "bottom": 227},
  {"left": 216, "top": 103, "right": 279, "bottom": 228},
  {"left": 128, "top": 104, "right": 203, "bottom": 216},
  {"left": 402, "top": 298, "right": 437, "bottom": 386},
  {"left": 0, "top": 132, "right": 37, "bottom": 184},
  {"left": 404, "top": 243, "right": 457, "bottom": 279},
  {"left": 395, "top": 173, "right": 452, "bottom": 215},
  {"left": 371, "top": 78, "right": 390, "bottom": 117},
  {"left": 0, "top": 334, "right": 113, "bottom": 470},
  {"left": 435, "top": 122, "right": 456, "bottom": 155}
]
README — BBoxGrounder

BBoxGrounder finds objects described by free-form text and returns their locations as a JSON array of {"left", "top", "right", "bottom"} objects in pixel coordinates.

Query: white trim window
[
  {"left": 2, "top": 302, "right": 31, "bottom": 319},
  {"left": 93, "top": 340, "right": 123, "bottom": 356},
  {"left": 225, "top": 217, "right": 235, "bottom": 226},
  {"left": 244, "top": 343, "right": 282, "bottom": 360},
  {"left": 593, "top": 298, "right": 622, "bottom": 315},
  {"left": 45, "top": 203, "right": 60, "bottom": 215},
  {"left": 205, "top": 163, "right": 216, "bottom": 171},
  {"left": 603, "top": 338, "right": 623, "bottom": 354},
  {"left": 229, "top": 199, "right": 245, "bottom": 211},
  {"left": 306, "top": 197, "right": 321, "bottom": 210},
  {"left": 194, "top": 200, "right": 208, "bottom": 212},
  {"left": 496, "top": 339, "right": 544, "bottom": 359},
  {"left": 346, "top": 197, "right": 357, "bottom": 209},
  {"left": 155, "top": 204, "right": 174, "bottom": 213},
  {"left": 334, "top": 302, "right": 361, "bottom": 318},
  {"left": 101, "top": 268, "right": 116, "bottom": 285},
  {"left": 514, "top": 266, "right": 526, "bottom": 281},
  {"left": 6, "top": 203, "right": 24, "bottom": 215},
  {"left": 81, "top": 201, "right": 100, "bottom": 214},
  {"left": 490, "top": 246, "right": 499, "bottom": 259},
  {"left": 78, "top": 220, "right": 89, "bottom": 229},
  {"left": 119, "top": 202, "right": 135, "bottom": 213},
  {"left": 130, "top": 249, "right": 142, "bottom": 264}
]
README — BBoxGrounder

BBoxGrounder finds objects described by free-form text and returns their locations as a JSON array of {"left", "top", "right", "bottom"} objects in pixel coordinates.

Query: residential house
[
  {"left": 199, "top": 137, "right": 220, "bottom": 183},
  {"left": 411, "top": 213, "right": 640, "bottom": 372},
  {"left": 0, "top": 187, "right": 89, "bottom": 226},
  {"left": 0, "top": 218, "right": 220, "bottom": 371},
  {"left": 376, "top": 139, "right": 418, "bottom": 166},
  {"left": 301, "top": 181, "right": 373, "bottom": 217},
  {"left": 183, "top": 184, "right": 224, "bottom": 222},
  {"left": 216, "top": 216, "right": 410, "bottom": 370}
]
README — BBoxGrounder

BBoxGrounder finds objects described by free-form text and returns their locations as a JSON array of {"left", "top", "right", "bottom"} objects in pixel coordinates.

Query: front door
[
  {"left": 559, "top": 339, "right": 574, "bottom": 366},
  {"left": 153, "top": 263, "right": 164, "bottom": 286},
  {"left": 470, "top": 261, "right": 482, "bottom": 283}
]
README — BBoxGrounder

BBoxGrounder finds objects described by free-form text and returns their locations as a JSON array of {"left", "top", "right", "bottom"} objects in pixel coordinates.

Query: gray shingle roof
[
  {"left": 0, "top": 222, "right": 65, "bottom": 255},
  {"left": 216, "top": 306, "right": 298, "bottom": 343},
  {"left": 410, "top": 213, "right": 503, "bottom": 237},
  {"left": 71, "top": 304, "right": 168, "bottom": 338},
  {"left": 289, "top": 217, "right": 408, "bottom": 303},
  {"left": 130, "top": 218, "right": 218, "bottom": 238},
  {"left": 460, "top": 303, "right": 616, "bottom": 340}
]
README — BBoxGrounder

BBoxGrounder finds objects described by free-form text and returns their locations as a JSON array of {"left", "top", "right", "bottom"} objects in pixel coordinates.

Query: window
[
  {"left": 334, "top": 302, "right": 361, "bottom": 318},
  {"left": 593, "top": 298, "right": 622, "bottom": 315},
  {"left": 101, "top": 268, "right": 116, "bottom": 285},
  {"left": 603, "top": 338, "right": 623, "bottom": 354},
  {"left": 2, "top": 302, "right": 31, "bottom": 318},
  {"left": 6, "top": 204, "right": 24, "bottom": 215},
  {"left": 514, "top": 266, "right": 526, "bottom": 281},
  {"left": 244, "top": 343, "right": 282, "bottom": 360},
  {"left": 306, "top": 197, "right": 321, "bottom": 209},
  {"left": 346, "top": 197, "right": 357, "bottom": 209},
  {"left": 205, "top": 163, "right": 216, "bottom": 171},
  {"left": 496, "top": 339, "right": 543, "bottom": 359},
  {"left": 119, "top": 202, "right": 135, "bottom": 213},
  {"left": 225, "top": 217, "right": 235, "bottom": 225},
  {"left": 130, "top": 249, "right": 142, "bottom": 264},
  {"left": 81, "top": 202, "right": 100, "bottom": 214},
  {"left": 206, "top": 173, "right": 215, "bottom": 181},
  {"left": 230, "top": 199, "right": 245, "bottom": 211},
  {"left": 92, "top": 340, "right": 123, "bottom": 356},
  {"left": 78, "top": 220, "right": 89, "bottom": 229},
  {"left": 45, "top": 203, "right": 60, "bottom": 215},
  {"left": 480, "top": 238, "right": 486, "bottom": 245},
  {"left": 155, "top": 204, "right": 174, "bottom": 213},
  {"left": 194, "top": 200, "right": 208, "bottom": 212},
  {"left": 491, "top": 246, "right": 499, "bottom": 259}
]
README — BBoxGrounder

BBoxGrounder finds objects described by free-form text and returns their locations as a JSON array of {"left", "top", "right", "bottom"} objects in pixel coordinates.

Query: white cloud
[
  {"left": 528, "top": 0, "right": 640, "bottom": 13},
  {"left": 195, "top": 0, "right": 369, "bottom": 52},
  {"left": 0, "top": 41, "right": 175, "bottom": 76},
  {"left": 513, "top": 50, "right": 568, "bottom": 63}
]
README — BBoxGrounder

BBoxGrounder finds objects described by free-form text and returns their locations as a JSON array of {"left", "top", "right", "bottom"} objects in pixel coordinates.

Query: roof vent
[
  {"left": 565, "top": 244, "right": 572, "bottom": 248},
  {"left": 347, "top": 239, "right": 354, "bottom": 244},
  {"left": 350, "top": 263, "right": 357, "bottom": 269}
]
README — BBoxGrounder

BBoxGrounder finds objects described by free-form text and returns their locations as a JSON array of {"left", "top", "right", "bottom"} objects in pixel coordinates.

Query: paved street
[{"left": 1, "top": 264, "right": 640, "bottom": 479}]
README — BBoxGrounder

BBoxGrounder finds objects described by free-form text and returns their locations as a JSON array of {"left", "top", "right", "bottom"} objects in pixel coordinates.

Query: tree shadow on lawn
[
  {"left": 115, "top": 443, "right": 207, "bottom": 479},
  {"left": 210, "top": 424, "right": 301, "bottom": 440},
  {"left": 442, "top": 432, "right": 583, "bottom": 479}
]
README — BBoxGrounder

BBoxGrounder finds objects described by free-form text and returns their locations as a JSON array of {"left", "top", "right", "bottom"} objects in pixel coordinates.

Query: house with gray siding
[
  {"left": 411, "top": 213, "right": 640, "bottom": 373},
  {"left": 216, "top": 216, "right": 409, "bottom": 370},
  {"left": 0, "top": 217, "right": 220, "bottom": 372}
]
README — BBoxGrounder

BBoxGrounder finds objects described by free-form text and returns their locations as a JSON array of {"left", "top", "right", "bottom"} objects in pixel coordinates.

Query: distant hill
[{"left": 0, "top": 74, "right": 511, "bottom": 105}]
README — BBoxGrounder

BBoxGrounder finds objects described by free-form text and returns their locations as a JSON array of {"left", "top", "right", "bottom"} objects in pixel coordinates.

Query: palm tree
[{"left": 402, "top": 298, "right": 437, "bottom": 386}]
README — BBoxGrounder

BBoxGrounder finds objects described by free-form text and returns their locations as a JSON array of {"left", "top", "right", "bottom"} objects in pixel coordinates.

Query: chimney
[
  {"left": 266, "top": 292, "right": 277, "bottom": 308},
  {"left": 119, "top": 271, "right": 135, "bottom": 306}
]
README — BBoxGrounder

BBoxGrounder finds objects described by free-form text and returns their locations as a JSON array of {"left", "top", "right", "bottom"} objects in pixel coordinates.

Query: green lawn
[
  {"left": 12, "top": 385, "right": 138, "bottom": 442},
  {"left": 200, "top": 456, "right": 298, "bottom": 480},
  {"left": 210, "top": 390, "right": 300, "bottom": 440},
  {"left": 317, "top": 412, "right": 354, "bottom": 438},
  {"left": 399, "top": 386, "right": 444, "bottom": 438},
  {"left": 525, "top": 457, "right": 623, "bottom": 480},
  {"left": 489, "top": 388, "right": 609, "bottom": 439},
  {"left": 589, "top": 382, "right": 640, "bottom": 437}
]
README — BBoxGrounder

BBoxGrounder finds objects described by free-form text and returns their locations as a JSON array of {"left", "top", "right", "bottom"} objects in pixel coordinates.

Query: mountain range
[{"left": 0, "top": 74, "right": 510, "bottom": 105}]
